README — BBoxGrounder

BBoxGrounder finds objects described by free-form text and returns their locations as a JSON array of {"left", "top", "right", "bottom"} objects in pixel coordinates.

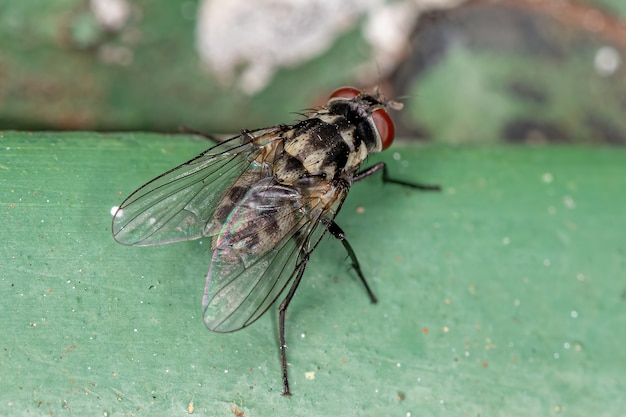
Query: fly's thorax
[{"left": 272, "top": 115, "right": 369, "bottom": 185}]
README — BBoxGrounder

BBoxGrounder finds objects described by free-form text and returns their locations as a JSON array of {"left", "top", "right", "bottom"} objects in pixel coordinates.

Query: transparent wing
[
  {"left": 112, "top": 128, "right": 281, "bottom": 246},
  {"left": 202, "top": 178, "right": 341, "bottom": 333}
]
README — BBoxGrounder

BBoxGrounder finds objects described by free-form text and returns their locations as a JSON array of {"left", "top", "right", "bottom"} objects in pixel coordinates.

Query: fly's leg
[
  {"left": 326, "top": 220, "right": 377, "bottom": 304},
  {"left": 278, "top": 252, "right": 310, "bottom": 396},
  {"left": 179, "top": 126, "right": 221, "bottom": 142},
  {"left": 178, "top": 127, "right": 265, "bottom": 143},
  {"left": 354, "top": 162, "right": 441, "bottom": 191}
]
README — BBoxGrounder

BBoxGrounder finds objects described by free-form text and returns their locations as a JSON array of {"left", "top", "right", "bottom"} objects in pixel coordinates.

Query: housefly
[{"left": 111, "top": 86, "right": 440, "bottom": 395}]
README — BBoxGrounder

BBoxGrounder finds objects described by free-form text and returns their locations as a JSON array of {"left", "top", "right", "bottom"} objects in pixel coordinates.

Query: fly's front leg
[
  {"left": 278, "top": 252, "right": 310, "bottom": 396},
  {"left": 355, "top": 162, "right": 441, "bottom": 191},
  {"left": 325, "top": 220, "right": 377, "bottom": 304}
]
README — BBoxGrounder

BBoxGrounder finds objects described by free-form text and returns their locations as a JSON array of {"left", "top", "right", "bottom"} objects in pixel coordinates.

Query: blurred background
[
  {"left": 1, "top": 0, "right": 626, "bottom": 144},
  {"left": 2, "top": 3, "right": 626, "bottom": 414}
]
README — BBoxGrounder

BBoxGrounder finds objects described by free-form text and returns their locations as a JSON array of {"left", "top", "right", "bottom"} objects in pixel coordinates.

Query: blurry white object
[
  {"left": 196, "top": 0, "right": 465, "bottom": 94},
  {"left": 90, "top": 0, "right": 131, "bottom": 31}
]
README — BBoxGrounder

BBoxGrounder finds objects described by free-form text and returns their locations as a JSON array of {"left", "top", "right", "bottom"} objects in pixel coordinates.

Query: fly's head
[{"left": 326, "top": 86, "right": 403, "bottom": 154}]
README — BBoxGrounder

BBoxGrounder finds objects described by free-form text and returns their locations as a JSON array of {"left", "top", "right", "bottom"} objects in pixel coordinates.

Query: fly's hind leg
[
  {"left": 326, "top": 220, "right": 377, "bottom": 304},
  {"left": 278, "top": 251, "right": 310, "bottom": 396},
  {"left": 354, "top": 162, "right": 441, "bottom": 191}
]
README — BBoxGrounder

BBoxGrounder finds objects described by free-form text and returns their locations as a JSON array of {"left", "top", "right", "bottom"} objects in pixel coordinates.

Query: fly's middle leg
[
  {"left": 354, "top": 162, "right": 441, "bottom": 191},
  {"left": 326, "top": 220, "right": 377, "bottom": 304}
]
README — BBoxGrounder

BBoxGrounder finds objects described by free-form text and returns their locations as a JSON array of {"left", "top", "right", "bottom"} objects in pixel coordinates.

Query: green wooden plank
[{"left": 1, "top": 131, "right": 624, "bottom": 415}]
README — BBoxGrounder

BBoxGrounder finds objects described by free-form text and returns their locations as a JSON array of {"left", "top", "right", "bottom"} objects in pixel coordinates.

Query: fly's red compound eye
[
  {"left": 372, "top": 107, "right": 395, "bottom": 150},
  {"left": 329, "top": 86, "right": 361, "bottom": 100}
]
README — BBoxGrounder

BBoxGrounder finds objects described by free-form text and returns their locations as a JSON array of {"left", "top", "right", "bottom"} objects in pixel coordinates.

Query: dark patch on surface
[
  {"left": 585, "top": 114, "right": 626, "bottom": 145},
  {"left": 391, "top": 3, "right": 568, "bottom": 95},
  {"left": 507, "top": 81, "right": 548, "bottom": 104},
  {"left": 503, "top": 119, "right": 569, "bottom": 143},
  {"left": 388, "top": 2, "right": 586, "bottom": 139}
]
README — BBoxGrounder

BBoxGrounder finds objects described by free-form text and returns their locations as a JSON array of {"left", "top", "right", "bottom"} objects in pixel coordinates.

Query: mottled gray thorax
[{"left": 273, "top": 113, "right": 369, "bottom": 186}]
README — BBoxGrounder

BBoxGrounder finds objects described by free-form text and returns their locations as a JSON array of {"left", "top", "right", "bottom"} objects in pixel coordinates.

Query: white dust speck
[
  {"left": 563, "top": 196, "right": 576, "bottom": 209},
  {"left": 564, "top": 342, "right": 571, "bottom": 349},
  {"left": 393, "top": 152, "right": 401, "bottom": 161},
  {"left": 224, "top": 369, "right": 229, "bottom": 374},
  {"left": 570, "top": 310, "right": 578, "bottom": 319},
  {"left": 553, "top": 353, "right": 560, "bottom": 359},
  {"left": 149, "top": 217, "right": 156, "bottom": 225},
  {"left": 543, "top": 258, "right": 551, "bottom": 267},
  {"left": 542, "top": 172, "right": 553, "bottom": 183},
  {"left": 305, "top": 371, "right": 315, "bottom": 380},
  {"left": 502, "top": 236, "right": 510, "bottom": 245}
]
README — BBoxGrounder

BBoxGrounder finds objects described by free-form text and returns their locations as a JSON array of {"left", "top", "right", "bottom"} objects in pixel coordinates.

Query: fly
[{"left": 111, "top": 86, "right": 440, "bottom": 395}]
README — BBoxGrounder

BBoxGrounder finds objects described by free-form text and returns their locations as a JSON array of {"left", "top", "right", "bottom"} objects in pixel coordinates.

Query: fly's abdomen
[{"left": 211, "top": 177, "right": 303, "bottom": 266}]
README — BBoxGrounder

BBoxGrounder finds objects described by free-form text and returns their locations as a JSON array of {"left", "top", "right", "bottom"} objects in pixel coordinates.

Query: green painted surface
[{"left": 1, "top": 132, "right": 624, "bottom": 415}]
